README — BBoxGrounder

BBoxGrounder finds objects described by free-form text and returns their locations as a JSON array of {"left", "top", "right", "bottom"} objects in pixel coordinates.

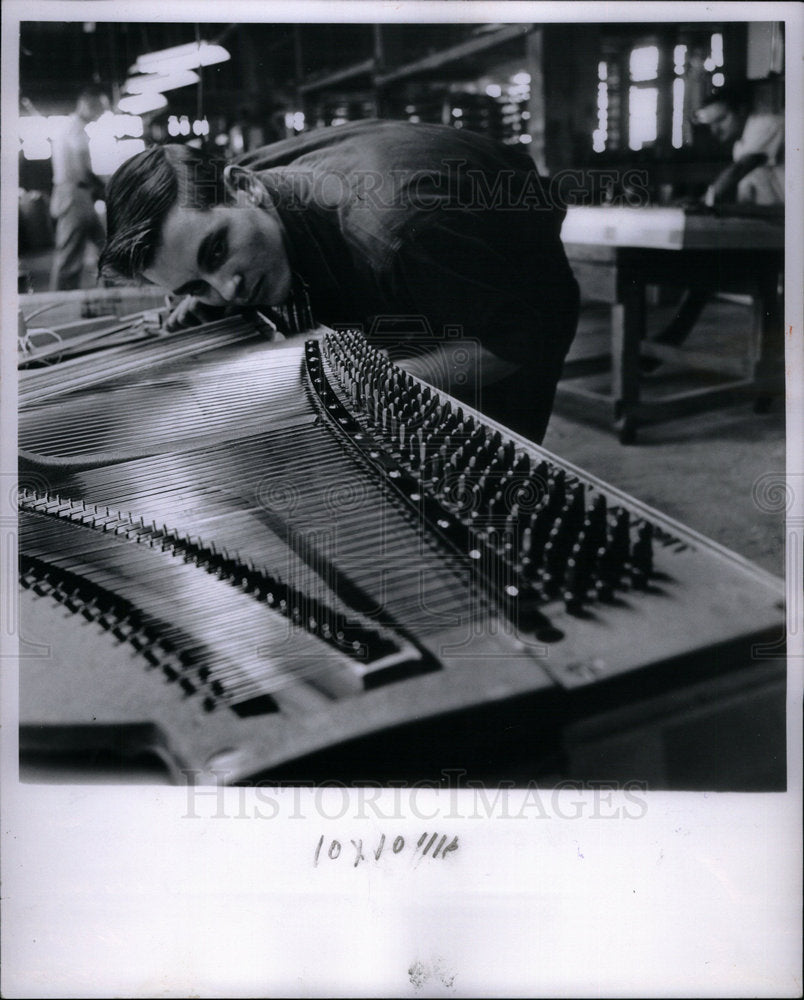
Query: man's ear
[{"left": 223, "top": 164, "right": 265, "bottom": 206}]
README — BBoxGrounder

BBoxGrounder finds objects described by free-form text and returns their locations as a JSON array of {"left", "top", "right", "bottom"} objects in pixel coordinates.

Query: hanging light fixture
[
  {"left": 123, "top": 69, "right": 200, "bottom": 94},
  {"left": 117, "top": 35, "right": 228, "bottom": 124},
  {"left": 117, "top": 92, "right": 168, "bottom": 115},
  {"left": 129, "top": 41, "right": 230, "bottom": 75}
]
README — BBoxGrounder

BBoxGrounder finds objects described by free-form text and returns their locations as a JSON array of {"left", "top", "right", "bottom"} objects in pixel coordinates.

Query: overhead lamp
[
  {"left": 124, "top": 69, "right": 200, "bottom": 94},
  {"left": 130, "top": 41, "right": 230, "bottom": 75},
  {"left": 117, "top": 92, "right": 168, "bottom": 115}
]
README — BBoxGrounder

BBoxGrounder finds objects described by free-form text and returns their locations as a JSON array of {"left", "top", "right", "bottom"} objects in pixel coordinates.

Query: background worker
[{"left": 49, "top": 85, "right": 109, "bottom": 291}]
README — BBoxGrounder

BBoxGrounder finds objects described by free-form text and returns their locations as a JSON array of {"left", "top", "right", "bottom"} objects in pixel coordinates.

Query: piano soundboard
[{"left": 17, "top": 315, "right": 786, "bottom": 786}]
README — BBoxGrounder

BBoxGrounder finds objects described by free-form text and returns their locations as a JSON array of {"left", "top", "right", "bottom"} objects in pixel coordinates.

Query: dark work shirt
[{"left": 236, "top": 120, "right": 579, "bottom": 438}]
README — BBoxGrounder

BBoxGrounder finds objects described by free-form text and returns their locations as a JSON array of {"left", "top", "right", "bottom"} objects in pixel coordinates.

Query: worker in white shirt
[
  {"left": 695, "top": 86, "right": 784, "bottom": 206},
  {"left": 642, "top": 85, "right": 784, "bottom": 370},
  {"left": 49, "top": 85, "right": 110, "bottom": 290}
]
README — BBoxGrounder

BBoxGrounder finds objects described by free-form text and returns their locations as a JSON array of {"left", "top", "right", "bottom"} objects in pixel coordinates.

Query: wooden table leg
[{"left": 611, "top": 276, "right": 645, "bottom": 444}]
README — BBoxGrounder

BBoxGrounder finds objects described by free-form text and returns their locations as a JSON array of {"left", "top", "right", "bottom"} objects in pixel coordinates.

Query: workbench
[{"left": 559, "top": 206, "right": 785, "bottom": 443}]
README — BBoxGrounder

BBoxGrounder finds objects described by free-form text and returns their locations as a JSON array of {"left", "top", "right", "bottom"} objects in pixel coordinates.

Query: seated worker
[
  {"left": 696, "top": 84, "right": 784, "bottom": 207},
  {"left": 645, "top": 85, "right": 784, "bottom": 366},
  {"left": 99, "top": 119, "right": 580, "bottom": 442}
]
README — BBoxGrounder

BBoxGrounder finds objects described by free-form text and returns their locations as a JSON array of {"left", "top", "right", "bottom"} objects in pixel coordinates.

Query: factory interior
[
  {"left": 17, "top": 19, "right": 787, "bottom": 571},
  {"left": 14, "top": 17, "right": 791, "bottom": 790}
]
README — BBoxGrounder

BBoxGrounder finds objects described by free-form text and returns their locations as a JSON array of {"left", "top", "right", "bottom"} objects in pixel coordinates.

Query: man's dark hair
[{"left": 99, "top": 143, "right": 227, "bottom": 282}]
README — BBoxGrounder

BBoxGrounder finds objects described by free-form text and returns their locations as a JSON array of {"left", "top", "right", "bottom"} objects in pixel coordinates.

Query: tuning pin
[
  {"left": 525, "top": 496, "right": 548, "bottom": 548},
  {"left": 610, "top": 508, "right": 631, "bottom": 568},
  {"left": 539, "top": 555, "right": 559, "bottom": 597},
  {"left": 540, "top": 519, "right": 567, "bottom": 596},
  {"left": 563, "top": 530, "right": 592, "bottom": 612},
  {"left": 568, "top": 483, "right": 585, "bottom": 528},
  {"left": 563, "top": 562, "right": 586, "bottom": 613},
  {"left": 441, "top": 413, "right": 457, "bottom": 436},
  {"left": 407, "top": 431, "right": 418, "bottom": 467},
  {"left": 588, "top": 494, "right": 607, "bottom": 549},
  {"left": 593, "top": 544, "right": 618, "bottom": 601},
  {"left": 546, "top": 471, "right": 566, "bottom": 514},
  {"left": 630, "top": 523, "right": 654, "bottom": 589}
]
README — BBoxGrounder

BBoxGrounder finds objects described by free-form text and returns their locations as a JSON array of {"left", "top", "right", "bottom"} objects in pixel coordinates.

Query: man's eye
[{"left": 208, "top": 233, "right": 227, "bottom": 270}]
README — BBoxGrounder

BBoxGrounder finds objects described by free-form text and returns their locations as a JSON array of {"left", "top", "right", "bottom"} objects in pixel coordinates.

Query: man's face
[
  {"left": 705, "top": 102, "right": 743, "bottom": 144},
  {"left": 144, "top": 202, "right": 293, "bottom": 309}
]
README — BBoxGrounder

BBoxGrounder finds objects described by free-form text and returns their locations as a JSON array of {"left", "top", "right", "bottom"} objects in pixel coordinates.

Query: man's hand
[{"left": 164, "top": 296, "right": 226, "bottom": 332}]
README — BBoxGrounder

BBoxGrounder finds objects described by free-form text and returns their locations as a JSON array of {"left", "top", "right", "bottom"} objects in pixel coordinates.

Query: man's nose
[{"left": 206, "top": 273, "right": 244, "bottom": 303}]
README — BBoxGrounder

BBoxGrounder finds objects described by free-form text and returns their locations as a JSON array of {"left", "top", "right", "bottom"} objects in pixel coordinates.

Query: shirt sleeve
[{"left": 733, "top": 114, "right": 784, "bottom": 164}]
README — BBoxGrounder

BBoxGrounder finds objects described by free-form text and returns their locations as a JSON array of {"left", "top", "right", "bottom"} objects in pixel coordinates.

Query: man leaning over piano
[{"left": 98, "top": 119, "right": 580, "bottom": 443}]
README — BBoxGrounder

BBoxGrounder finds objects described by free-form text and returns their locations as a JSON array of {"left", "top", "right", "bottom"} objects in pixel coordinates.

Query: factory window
[
  {"left": 628, "top": 85, "right": 658, "bottom": 150},
  {"left": 594, "top": 57, "right": 621, "bottom": 152},
  {"left": 627, "top": 42, "right": 659, "bottom": 151},
  {"left": 707, "top": 32, "right": 726, "bottom": 88},
  {"left": 704, "top": 32, "right": 724, "bottom": 75},
  {"left": 671, "top": 44, "right": 687, "bottom": 149},
  {"left": 595, "top": 29, "right": 729, "bottom": 156},
  {"left": 593, "top": 61, "right": 608, "bottom": 153},
  {"left": 671, "top": 77, "right": 685, "bottom": 149},
  {"left": 629, "top": 44, "right": 659, "bottom": 82},
  {"left": 384, "top": 70, "right": 532, "bottom": 146}
]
